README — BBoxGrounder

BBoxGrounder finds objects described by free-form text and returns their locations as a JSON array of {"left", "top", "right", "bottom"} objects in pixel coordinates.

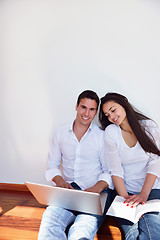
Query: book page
[
  {"left": 106, "top": 196, "right": 136, "bottom": 223},
  {"left": 135, "top": 199, "right": 160, "bottom": 222},
  {"left": 107, "top": 196, "right": 160, "bottom": 223}
]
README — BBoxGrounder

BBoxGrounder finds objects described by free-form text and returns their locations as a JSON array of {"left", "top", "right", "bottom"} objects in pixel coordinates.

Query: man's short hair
[{"left": 77, "top": 90, "right": 99, "bottom": 109}]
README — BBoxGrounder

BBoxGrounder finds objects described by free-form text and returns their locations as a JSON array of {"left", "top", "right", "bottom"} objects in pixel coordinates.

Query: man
[{"left": 38, "top": 90, "right": 112, "bottom": 240}]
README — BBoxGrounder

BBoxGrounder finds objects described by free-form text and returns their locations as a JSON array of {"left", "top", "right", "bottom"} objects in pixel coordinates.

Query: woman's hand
[
  {"left": 124, "top": 193, "right": 149, "bottom": 207},
  {"left": 124, "top": 174, "right": 156, "bottom": 207}
]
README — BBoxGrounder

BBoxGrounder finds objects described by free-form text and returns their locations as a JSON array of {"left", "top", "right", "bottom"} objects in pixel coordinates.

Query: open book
[{"left": 107, "top": 195, "right": 160, "bottom": 223}]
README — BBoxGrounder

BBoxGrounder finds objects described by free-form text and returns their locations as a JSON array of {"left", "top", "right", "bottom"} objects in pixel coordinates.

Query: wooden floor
[{"left": 0, "top": 189, "right": 122, "bottom": 240}]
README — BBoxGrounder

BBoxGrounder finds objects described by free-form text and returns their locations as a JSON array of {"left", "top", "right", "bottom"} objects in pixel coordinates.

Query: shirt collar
[{"left": 69, "top": 120, "right": 93, "bottom": 132}]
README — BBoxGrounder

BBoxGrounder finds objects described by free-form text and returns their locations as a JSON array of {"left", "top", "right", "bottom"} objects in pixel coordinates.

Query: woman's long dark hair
[{"left": 99, "top": 92, "right": 160, "bottom": 156}]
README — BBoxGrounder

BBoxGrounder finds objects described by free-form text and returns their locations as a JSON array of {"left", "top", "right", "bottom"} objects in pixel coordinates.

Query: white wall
[{"left": 1, "top": 0, "right": 160, "bottom": 184}]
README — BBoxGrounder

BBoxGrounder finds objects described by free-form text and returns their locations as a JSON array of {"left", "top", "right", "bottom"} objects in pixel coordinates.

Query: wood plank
[
  {"left": 0, "top": 215, "right": 42, "bottom": 230},
  {"left": 0, "top": 226, "right": 39, "bottom": 240},
  {"left": 0, "top": 189, "right": 122, "bottom": 240},
  {"left": 0, "top": 183, "right": 28, "bottom": 191}
]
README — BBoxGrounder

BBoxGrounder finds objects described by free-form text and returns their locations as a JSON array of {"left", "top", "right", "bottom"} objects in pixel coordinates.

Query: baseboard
[{"left": 0, "top": 183, "right": 29, "bottom": 191}]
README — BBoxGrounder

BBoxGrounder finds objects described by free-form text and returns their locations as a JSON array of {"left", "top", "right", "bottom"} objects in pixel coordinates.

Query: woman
[{"left": 99, "top": 92, "right": 160, "bottom": 240}]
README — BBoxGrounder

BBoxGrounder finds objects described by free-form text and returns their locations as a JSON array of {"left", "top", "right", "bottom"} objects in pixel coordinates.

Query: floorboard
[{"left": 0, "top": 190, "right": 122, "bottom": 240}]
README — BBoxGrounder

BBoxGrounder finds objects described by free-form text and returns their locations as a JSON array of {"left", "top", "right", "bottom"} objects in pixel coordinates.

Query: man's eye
[{"left": 112, "top": 109, "right": 116, "bottom": 112}]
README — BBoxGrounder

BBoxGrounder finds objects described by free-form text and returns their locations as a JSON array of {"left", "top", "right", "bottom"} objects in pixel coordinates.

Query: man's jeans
[
  {"left": 38, "top": 183, "right": 112, "bottom": 240},
  {"left": 113, "top": 189, "right": 160, "bottom": 240}
]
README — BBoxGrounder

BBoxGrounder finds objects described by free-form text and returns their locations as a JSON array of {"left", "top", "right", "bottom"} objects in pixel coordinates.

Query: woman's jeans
[
  {"left": 113, "top": 189, "right": 160, "bottom": 240},
  {"left": 38, "top": 183, "right": 112, "bottom": 240}
]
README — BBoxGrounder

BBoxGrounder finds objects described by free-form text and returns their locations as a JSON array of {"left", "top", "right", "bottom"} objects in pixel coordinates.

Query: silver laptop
[{"left": 25, "top": 182, "right": 108, "bottom": 215}]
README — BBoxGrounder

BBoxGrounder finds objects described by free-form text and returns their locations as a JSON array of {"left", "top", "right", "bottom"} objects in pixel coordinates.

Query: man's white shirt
[{"left": 45, "top": 122, "right": 113, "bottom": 190}]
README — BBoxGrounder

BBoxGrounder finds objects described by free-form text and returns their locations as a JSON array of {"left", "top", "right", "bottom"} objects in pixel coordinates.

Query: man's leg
[
  {"left": 38, "top": 205, "right": 76, "bottom": 240},
  {"left": 67, "top": 212, "right": 104, "bottom": 240},
  {"left": 68, "top": 188, "right": 112, "bottom": 240}
]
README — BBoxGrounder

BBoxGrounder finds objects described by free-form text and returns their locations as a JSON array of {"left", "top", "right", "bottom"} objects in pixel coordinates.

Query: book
[{"left": 106, "top": 195, "right": 160, "bottom": 223}]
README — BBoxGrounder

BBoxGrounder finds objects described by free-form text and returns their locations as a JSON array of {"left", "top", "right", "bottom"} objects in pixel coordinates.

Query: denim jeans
[
  {"left": 113, "top": 189, "right": 160, "bottom": 240},
  {"left": 38, "top": 183, "right": 112, "bottom": 240}
]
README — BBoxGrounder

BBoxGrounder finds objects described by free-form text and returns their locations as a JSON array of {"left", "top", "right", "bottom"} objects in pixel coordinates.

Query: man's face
[{"left": 75, "top": 98, "right": 98, "bottom": 127}]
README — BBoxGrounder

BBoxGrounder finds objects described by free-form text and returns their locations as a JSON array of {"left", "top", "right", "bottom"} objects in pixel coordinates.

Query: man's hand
[
  {"left": 85, "top": 185, "right": 101, "bottom": 194},
  {"left": 52, "top": 175, "right": 74, "bottom": 189},
  {"left": 84, "top": 180, "right": 108, "bottom": 194}
]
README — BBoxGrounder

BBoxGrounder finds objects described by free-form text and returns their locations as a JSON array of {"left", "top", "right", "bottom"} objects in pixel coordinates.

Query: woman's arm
[
  {"left": 141, "top": 173, "right": 157, "bottom": 198},
  {"left": 124, "top": 173, "right": 157, "bottom": 207},
  {"left": 112, "top": 175, "right": 128, "bottom": 198}
]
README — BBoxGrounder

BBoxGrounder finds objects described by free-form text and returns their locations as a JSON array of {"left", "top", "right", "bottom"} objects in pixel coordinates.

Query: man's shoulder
[
  {"left": 91, "top": 124, "right": 104, "bottom": 135},
  {"left": 90, "top": 124, "right": 104, "bottom": 146},
  {"left": 58, "top": 123, "right": 71, "bottom": 130},
  {"left": 54, "top": 123, "right": 72, "bottom": 137}
]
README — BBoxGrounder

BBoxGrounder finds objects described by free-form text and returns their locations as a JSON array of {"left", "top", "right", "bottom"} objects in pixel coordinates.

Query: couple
[{"left": 38, "top": 90, "right": 160, "bottom": 240}]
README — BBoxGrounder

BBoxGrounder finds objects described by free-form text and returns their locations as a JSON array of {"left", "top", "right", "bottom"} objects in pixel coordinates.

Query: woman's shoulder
[
  {"left": 104, "top": 124, "right": 120, "bottom": 136},
  {"left": 104, "top": 124, "right": 121, "bottom": 144},
  {"left": 140, "top": 119, "right": 159, "bottom": 129}
]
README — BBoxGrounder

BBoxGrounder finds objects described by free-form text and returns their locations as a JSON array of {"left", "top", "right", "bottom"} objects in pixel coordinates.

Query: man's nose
[{"left": 84, "top": 109, "right": 89, "bottom": 115}]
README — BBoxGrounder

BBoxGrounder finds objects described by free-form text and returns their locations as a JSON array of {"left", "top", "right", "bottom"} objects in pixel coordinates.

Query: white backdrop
[{"left": 1, "top": 0, "right": 160, "bottom": 184}]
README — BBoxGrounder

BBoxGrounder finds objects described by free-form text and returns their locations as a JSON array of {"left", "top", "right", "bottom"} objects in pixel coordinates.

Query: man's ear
[{"left": 75, "top": 103, "right": 78, "bottom": 111}]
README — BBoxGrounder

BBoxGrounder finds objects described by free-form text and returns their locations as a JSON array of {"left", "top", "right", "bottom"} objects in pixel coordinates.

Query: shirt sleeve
[
  {"left": 45, "top": 129, "right": 62, "bottom": 182},
  {"left": 95, "top": 128, "right": 114, "bottom": 189},
  {"left": 145, "top": 121, "right": 160, "bottom": 178},
  {"left": 103, "top": 125, "right": 124, "bottom": 179},
  {"left": 97, "top": 143, "right": 114, "bottom": 189}
]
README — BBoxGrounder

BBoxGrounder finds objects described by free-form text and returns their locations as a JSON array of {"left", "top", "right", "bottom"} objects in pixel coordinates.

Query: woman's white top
[{"left": 104, "top": 119, "right": 160, "bottom": 193}]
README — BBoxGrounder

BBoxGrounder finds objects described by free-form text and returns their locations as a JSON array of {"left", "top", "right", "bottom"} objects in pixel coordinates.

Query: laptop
[{"left": 25, "top": 182, "right": 108, "bottom": 215}]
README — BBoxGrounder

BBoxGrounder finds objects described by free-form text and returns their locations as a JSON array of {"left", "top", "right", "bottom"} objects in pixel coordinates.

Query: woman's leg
[
  {"left": 138, "top": 189, "right": 160, "bottom": 240},
  {"left": 113, "top": 189, "right": 160, "bottom": 240},
  {"left": 138, "top": 212, "right": 160, "bottom": 240},
  {"left": 111, "top": 190, "right": 139, "bottom": 240},
  {"left": 116, "top": 218, "right": 139, "bottom": 240}
]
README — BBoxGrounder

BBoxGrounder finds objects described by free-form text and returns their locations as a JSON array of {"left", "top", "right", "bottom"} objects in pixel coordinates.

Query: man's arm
[
  {"left": 45, "top": 129, "right": 64, "bottom": 182},
  {"left": 53, "top": 175, "right": 74, "bottom": 189},
  {"left": 84, "top": 180, "right": 108, "bottom": 194}
]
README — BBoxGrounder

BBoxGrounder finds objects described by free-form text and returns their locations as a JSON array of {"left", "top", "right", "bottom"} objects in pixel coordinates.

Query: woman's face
[{"left": 102, "top": 100, "right": 127, "bottom": 126}]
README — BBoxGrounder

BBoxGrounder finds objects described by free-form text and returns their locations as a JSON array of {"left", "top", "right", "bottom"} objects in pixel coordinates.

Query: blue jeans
[
  {"left": 112, "top": 189, "right": 160, "bottom": 240},
  {"left": 38, "top": 183, "right": 112, "bottom": 240}
]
